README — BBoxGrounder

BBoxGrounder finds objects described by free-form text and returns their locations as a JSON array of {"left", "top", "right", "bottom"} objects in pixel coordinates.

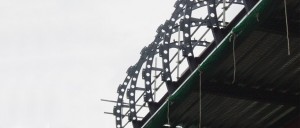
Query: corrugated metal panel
[{"left": 142, "top": 0, "right": 300, "bottom": 127}]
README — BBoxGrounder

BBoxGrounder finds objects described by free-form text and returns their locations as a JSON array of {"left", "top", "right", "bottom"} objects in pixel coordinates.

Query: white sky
[{"left": 0, "top": 0, "right": 175, "bottom": 128}]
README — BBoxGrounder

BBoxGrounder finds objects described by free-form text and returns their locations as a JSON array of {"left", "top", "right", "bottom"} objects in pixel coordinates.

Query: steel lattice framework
[{"left": 113, "top": 0, "right": 258, "bottom": 128}]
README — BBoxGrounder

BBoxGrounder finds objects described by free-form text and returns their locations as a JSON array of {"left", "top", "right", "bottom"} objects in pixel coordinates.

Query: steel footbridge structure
[{"left": 112, "top": 0, "right": 300, "bottom": 127}]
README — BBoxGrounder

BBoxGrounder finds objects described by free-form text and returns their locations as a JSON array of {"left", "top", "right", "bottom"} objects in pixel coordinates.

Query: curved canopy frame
[{"left": 113, "top": 0, "right": 255, "bottom": 128}]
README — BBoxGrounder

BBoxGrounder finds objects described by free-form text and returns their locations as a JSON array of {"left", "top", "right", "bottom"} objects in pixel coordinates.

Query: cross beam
[{"left": 200, "top": 81, "right": 299, "bottom": 107}]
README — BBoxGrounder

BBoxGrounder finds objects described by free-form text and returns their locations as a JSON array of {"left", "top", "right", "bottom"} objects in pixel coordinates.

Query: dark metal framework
[{"left": 113, "top": 0, "right": 258, "bottom": 128}]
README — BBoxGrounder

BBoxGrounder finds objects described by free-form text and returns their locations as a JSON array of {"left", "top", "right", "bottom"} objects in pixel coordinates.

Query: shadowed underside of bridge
[
  {"left": 140, "top": 0, "right": 300, "bottom": 128},
  {"left": 167, "top": 27, "right": 300, "bottom": 127}
]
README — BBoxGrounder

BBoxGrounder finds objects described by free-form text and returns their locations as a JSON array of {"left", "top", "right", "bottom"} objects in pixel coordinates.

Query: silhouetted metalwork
[{"left": 113, "top": 0, "right": 259, "bottom": 128}]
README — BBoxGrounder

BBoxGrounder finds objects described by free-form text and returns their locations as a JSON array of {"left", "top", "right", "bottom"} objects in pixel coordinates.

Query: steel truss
[{"left": 113, "top": 0, "right": 258, "bottom": 128}]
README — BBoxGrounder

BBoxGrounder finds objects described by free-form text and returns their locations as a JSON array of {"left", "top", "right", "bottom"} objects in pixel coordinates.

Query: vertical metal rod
[
  {"left": 284, "top": 0, "right": 290, "bottom": 55},
  {"left": 231, "top": 33, "right": 237, "bottom": 84},
  {"left": 177, "top": 26, "right": 181, "bottom": 80},
  {"left": 223, "top": 0, "right": 226, "bottom": 27},
  {"left": 199, "top": 71, "right": 202, "bottom": 128},
  {"left": 154, "top": 57, "right": 157, "bottom": 102},
  {"left": 167, "top": 98, "right": 170, "bottom": 127}
]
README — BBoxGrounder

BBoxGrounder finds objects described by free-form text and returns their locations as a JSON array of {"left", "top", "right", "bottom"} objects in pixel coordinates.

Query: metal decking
[
  {"left": 113, "top": 0, "right": 300, "bottom": 127},
  {"left": 142, "top": 0, "right": 299, "bottom": 127}
]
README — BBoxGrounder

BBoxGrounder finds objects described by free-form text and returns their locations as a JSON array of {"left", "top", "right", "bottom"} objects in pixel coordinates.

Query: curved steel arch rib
[{"left": 113, "top": 0, "right": 253, "bottom": 127}]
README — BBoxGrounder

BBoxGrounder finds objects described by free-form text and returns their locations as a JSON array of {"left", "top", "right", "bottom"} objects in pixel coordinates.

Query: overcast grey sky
[{"left": 0, "top": 0, "right": 175, "bottom": 127}]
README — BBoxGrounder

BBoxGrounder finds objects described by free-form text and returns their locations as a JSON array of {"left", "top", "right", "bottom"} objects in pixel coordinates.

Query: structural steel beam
[{"left": 201, "top": 81, "right": 300, "bottom": 107}]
